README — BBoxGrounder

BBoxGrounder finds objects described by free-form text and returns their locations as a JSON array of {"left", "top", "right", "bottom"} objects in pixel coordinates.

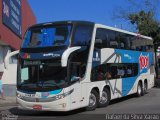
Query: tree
[
  {"left": 129, "top": 10, "right": 160, "bottom": 80},
  {"left": 128, "top": 10, "right": 159, "bottom": 41},
  {"left": 113, "top": 0, "right": 159, "bottom": 20},
  {"left": 113, "top": 0, "right": 160, "bottom": 43}
]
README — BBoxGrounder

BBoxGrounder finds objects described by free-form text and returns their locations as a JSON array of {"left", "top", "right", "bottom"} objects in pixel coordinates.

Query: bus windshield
[
  {"left": 22, "top": 25, "right": 72, "bottom": 48},
  {"left": 71, "top": 25, "right": 93, "bottom": 46},
  {"left": 17, "top": 60, "right": 67, "bottom": 91}
]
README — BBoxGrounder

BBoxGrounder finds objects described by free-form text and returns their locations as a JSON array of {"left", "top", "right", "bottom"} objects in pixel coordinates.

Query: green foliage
[{"left": 128, "top": 10, "right": 160, "bottom": 43}]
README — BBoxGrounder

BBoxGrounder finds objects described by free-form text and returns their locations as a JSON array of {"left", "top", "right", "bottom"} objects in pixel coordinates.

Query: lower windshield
[{"left": 17, "top": 60, "right": 67, "bottom": 92}]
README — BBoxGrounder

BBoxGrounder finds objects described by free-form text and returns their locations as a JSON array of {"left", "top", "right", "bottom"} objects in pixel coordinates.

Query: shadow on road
[
  {"left": 109, "top": 94, "right": 136, "bottom": 105},
  {"left": 155, "top": 79, "right": 160, "bottom": 88}
]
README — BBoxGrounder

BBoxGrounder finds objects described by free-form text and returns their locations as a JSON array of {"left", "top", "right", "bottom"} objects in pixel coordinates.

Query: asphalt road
[{"left": 0, "top": 87, "right": 160, "bottom": 120}]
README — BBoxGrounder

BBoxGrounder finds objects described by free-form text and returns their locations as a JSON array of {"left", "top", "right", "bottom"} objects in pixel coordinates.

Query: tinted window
[
  {"left": 118, "top": 33, "right": 131, "bottom": 49},
  {"left": 95, "top": 29, "right": 118, "bottom": 49},
  {"left": 131, "top": 35, "right": 153, "bottom": 52},
  {"left": 95, "top": 28, "right": 153, "bottom": 52},
  {"left": 95, "top": 29, "right": 109, "bottom": 48},
  {"left": 91, "top": 63, "right": 138, "bottom": 81},
  {"left": 72, "top": 25, "right": 93, "bottom": 46},
  {"left": 22, "top": 25, "right": 72, "bottom": 48},
  {"left": 18, "top": 60, "right": 67, "bottom": 91}
]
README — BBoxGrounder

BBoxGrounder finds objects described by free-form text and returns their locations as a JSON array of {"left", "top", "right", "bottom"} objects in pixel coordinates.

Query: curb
[
  {"left": 0, "top": 103, "right": 17, "bottom": 107},
  {"left": 0, "top": 97, "right": 17, "bottom": 107}
]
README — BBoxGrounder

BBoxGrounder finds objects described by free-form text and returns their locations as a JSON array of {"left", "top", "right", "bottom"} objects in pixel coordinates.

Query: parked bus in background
[{"left": 16, "top": 21, "right": 155, "bottom": 111}]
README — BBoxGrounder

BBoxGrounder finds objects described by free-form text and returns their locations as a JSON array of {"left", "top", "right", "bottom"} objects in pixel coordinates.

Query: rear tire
[
  {"left": 136, "top": 82, "right": 143, "bottom": 97},
  {"left": 144, "top": 82, "right": 148, "bottom": 94},
  {"left": 86, "top": 90, "right": 99, "bottom": 111},
  {"left": 98, "top": 88, "right": 110, "bottom": 108}
]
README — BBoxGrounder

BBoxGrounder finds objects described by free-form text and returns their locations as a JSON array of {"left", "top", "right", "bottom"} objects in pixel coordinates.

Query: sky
[{"left": 28, "top": 0, "right": 160, "bottom": 33}]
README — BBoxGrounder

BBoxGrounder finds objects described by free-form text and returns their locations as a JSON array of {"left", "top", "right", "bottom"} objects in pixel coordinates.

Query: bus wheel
[
  {"left": 144, "top": 82, "right": 148, "bottom": 94},
  {"left": 98, "top": 88, "right": 110, "bottom": 107},
  {"left": 86, "top": 90, "right": 98, "bottom": 111},
  {"left": 136, "top": 82, "right": 143, "bottom": 97}
]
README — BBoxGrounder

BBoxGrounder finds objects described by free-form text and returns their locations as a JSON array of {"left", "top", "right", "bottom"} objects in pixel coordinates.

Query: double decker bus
[{"left": 16, "top": 21, "right": 155, "bottom": 111}]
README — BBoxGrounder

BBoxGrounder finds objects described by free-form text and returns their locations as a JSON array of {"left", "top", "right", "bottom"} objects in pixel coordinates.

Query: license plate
[{"left": 33, "top": 105, "right": 42, "bottom": 110}]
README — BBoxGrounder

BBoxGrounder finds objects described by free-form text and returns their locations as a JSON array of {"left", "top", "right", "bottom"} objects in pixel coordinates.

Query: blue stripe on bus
[
  {"left": 41, "top": 89, "right": 63, "bottom": 98},
  {"left": 18, "top": 89, "right": 62, "bottom": 95},
  {"left": 49, "top": 89, "right": 62, "bottom": 95},
  {"left": 115, "top": 49, "right": 153, "bottom": 96},
  {"left": 122, "top": 77, "right": 138, "bottom": 96}
]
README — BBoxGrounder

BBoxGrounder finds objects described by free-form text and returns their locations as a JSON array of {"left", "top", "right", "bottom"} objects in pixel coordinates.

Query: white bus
[{"left": 16, "top": 21, "right": 155, "bottom": 111}]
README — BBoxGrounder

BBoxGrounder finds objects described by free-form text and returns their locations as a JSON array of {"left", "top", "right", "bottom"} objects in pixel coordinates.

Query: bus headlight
[{"left": 17, "top": 92, "right": 24, "bottom": 99}]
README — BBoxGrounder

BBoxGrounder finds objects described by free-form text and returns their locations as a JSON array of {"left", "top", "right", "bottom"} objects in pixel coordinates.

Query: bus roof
[
  {"left": 28, "top": 20, "right": 152, "bottom": 40},
  {"left": 30, "top": 20, "right": 94, "bottom": 28},
  {"left": 95, "top": 23, "right": 152, "bottom": 40}
]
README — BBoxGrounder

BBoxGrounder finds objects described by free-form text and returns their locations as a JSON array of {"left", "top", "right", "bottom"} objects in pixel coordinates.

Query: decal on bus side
[{"left": 139, "top": 53, "right": 149, "bottom": 71}]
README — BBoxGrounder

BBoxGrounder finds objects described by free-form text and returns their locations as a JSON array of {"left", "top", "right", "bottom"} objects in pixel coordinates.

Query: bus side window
[
  {"left": 73, "top": 25, "right": 92, "bottom": 46},
  {"left": 110, "top": 41, "right": 118, "bottom": 48},
  {"left": 117, "top": 33, "right": 131, "bottom": 50},
  {"left": 95, "top": 28, "right": 110, "bottom": 49}
]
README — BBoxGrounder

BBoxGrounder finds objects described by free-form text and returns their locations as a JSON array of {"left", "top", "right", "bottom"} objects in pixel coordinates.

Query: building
[{"left": 0, "top": 0, "right": 36, "bottom": 96}]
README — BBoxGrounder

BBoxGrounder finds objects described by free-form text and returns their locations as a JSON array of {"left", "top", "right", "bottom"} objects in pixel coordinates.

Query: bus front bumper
[{"left": 17, "top": 97, "right": 71, "bottom": 111}]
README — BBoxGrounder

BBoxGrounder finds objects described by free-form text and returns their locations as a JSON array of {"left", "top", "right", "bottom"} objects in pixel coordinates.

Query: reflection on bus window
[
  {"left": 22, "top": 25, "right": 72, "bottom": 48},
  {"left": 91, "top": 63, "right": 138, "bottom": 81},
  {"left": 95, "top": 28, "right": 154, "bottom": 52},
  {"left": 72, "top": 25, "right": 93, "bottom": 46},
  {"left": 21, "top": 68, "right": 29, "bottom": 82}
]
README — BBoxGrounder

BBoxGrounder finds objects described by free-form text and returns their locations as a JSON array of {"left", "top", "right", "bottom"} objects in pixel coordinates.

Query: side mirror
[
  {"left": 71, "top": 76, "right": 81, "bottom": 82},
  {"left": 4, "top": 50, "right": 19, "bottom": 70}
]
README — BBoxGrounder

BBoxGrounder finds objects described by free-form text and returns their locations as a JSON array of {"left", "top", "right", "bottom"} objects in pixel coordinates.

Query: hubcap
[
  {"left": 144, "top": 83, "right": 147, "bottom": 92},
  {"left": 100, "top": 91, "right": 108, "bottom": 104},
  {"left": 89, "top": 93, "right": 96, "bottom": 107},
  {"left": 138, "top": 85, "right": 141, "bottom": 94}
]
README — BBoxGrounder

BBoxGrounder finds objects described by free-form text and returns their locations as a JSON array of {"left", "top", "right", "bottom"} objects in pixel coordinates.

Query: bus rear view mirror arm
[{"left": 4, "top": 50, "right": 19, "bottom": 70}]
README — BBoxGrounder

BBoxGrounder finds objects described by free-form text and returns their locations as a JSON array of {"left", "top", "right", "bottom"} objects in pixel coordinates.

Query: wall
[
  {"left": 0, "top": 0, "right": 36, "bottom": 49},
  {"left": 0, "top": 0, "right": 36, "bottom": 96}
]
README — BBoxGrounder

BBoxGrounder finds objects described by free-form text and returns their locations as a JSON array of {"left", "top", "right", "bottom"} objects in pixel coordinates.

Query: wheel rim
[
  {"left": 100, "top": 91, "right": 108, "bottom": 104},
  {"left": 89, "top": 93, "right": 96, "bottom": 107},
  {"left": 144, "top": 83, "right": 147, "bottom": 92},
  {"left": 138, "top": 84, "right": 141, "bottom": 95}
]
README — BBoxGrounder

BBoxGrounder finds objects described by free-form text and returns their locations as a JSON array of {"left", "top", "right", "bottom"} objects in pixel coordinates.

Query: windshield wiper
[
  {"left": 18, "top": 83, "right": 37, "bottom": 89},
  {"left": 39, "top": 82, "right": 62, "bottom": 89}
]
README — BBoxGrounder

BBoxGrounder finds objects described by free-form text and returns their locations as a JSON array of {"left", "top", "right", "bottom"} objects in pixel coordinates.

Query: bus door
[{"left": 69, "top": 62, "right": 82, "bottom": 109}]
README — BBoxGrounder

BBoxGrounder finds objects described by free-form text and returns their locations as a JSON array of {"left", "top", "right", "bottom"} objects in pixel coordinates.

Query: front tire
[
  {"left": 98, "top": 88, "right": 110, "bottom": 108},
  {"left": 86, "top": 90, "right": 99, "bottom": 111}
]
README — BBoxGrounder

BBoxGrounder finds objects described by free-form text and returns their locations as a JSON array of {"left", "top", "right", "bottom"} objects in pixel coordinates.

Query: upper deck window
[
  {"left": 72, "top": 25, "right": 93, "bottom": 46},
  {"left": 22, "top": 25, "right": 72, "bottom": 48}
]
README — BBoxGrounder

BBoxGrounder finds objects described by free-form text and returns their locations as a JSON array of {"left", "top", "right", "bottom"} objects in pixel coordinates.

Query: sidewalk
[{"left": 0, "top": 96, "right": 17, "bottom": 107}]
